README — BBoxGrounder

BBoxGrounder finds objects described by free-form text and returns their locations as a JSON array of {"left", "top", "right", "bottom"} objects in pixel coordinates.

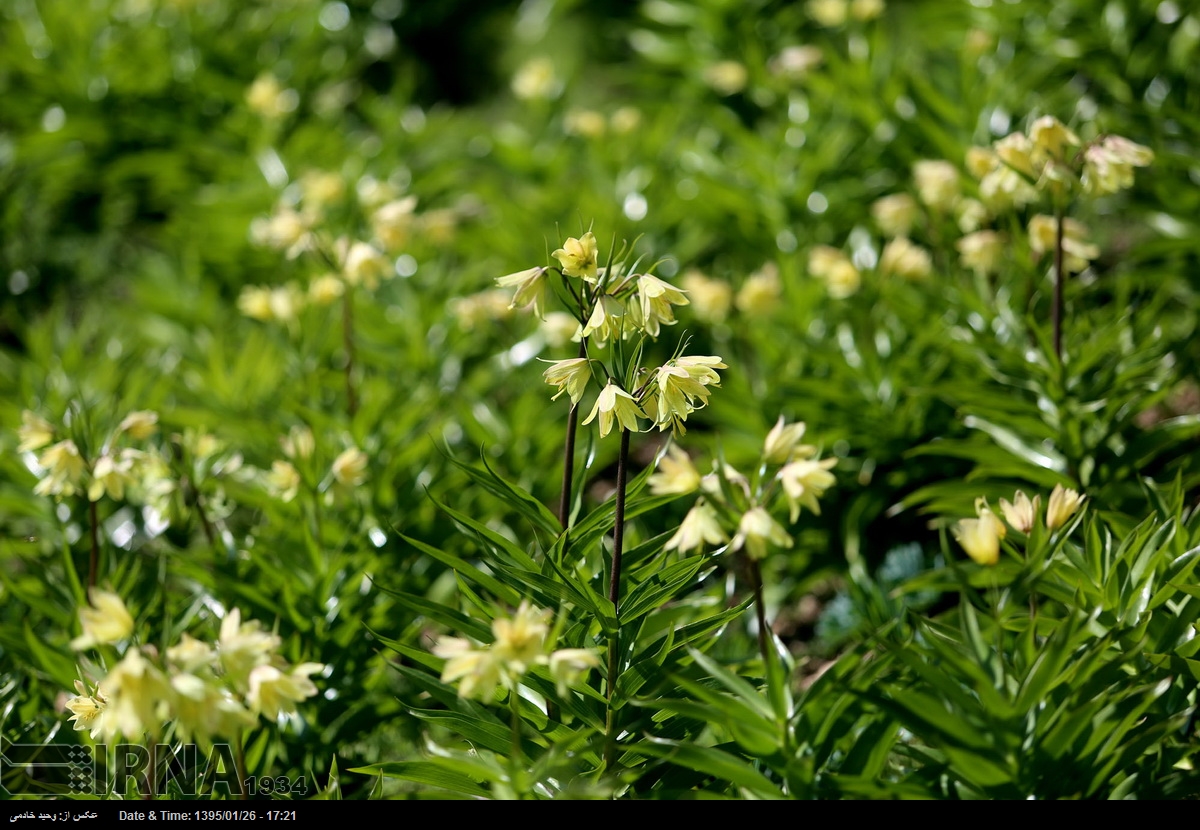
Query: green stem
[
  {"left": 557, "top": 341, "right": 589, "bottom": 529},
  {"left": 342, "top": 288, "right": 358, "bottom": 418},
  {"left": 509, "top": 690, "right": 524, "bottom": 799},
  {"left": 87, "top": 499, "right": 100, "bottom": 590},
  {"left": 604, "top": 428, "right": 631, "bottom": 770},
  {"left": 237, "top": 731, "right": 248, "bottom": 800},
  {"left": 749, "top": 558, "right": 770, "bottom": 667}
]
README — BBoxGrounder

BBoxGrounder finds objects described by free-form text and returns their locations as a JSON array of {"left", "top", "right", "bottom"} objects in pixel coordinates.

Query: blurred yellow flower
[
  {"left": 71, "top": 589, "right": 134, "bottom": 651},
  {"left": 266, "top": 460, "right": 301, "bottom": 502},
  {"left": 999, "top": 490, "right": 1040, "bottom": 534},
  {"left": 496, "top": 266, "right": 549, "bottom": 318},
  {"left": 247, "top": 662, "right": 325, "bottom": 720},
  {"left": 778, "top": 456, "right": 837, "bottom": 521},
  {"left": 912, "top": 160, "right": 960, "bottom": 211},
  {"left": 331, "top": 447, "right": 368, "bottom": 487},
  {"left": 18, "top": 410, "right": 55, "bottom": 452},
  {"left": 732, "top": 507, "right": 793, "bottom": 561},
  {"left": 665, "top": 501, "right": 728, "bottom": 554},
  {"left": 1046, "top": 484, "right": 1086, "bottom": 531},
  {"left": 118, "top": 410, "right": 159, "bottom": 440},
  {"left": 735, "top": 263, "right": 781, "bottom": 316},
  {"left": 878, "top": 237, "right": 932, "bottom": 280},
  {"left": 763, "top": 417, "right": 816, "bottom": 465},
  {"left": 680, "top": 270, "right": 733, "bottom": 323},
  {"left": 871, "top": 193, "right": 918, "bottom": 238},
  {"left": 34, "top": 439, "right": 85, "bottom": 499},
  {"left": 648, "top": 445, "right": 702, "bottom": 496},
  {"left": 953, "top": 502, "right": 1006, "bottom": 566}
]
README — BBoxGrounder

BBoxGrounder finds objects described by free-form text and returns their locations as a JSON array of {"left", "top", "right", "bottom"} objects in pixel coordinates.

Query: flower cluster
[
  {"left": 953, "top": 484, "right": 1086, "bottom": 565},
  {"left": 431, "top": 602, "right": 600, "bottom": 700},
  {"left": 652, "top": 417, "right": 836, "bottom": 561},
  {"left": 65, "top": 591, "right": 325, "bottom": 744},
  {"left": 499, "top": 232, "right": 728, "bottom": 439},
  {"left": 18, "top": 409, "right": 170, "bottom": 506},
  {"left": 259, "top": 427, "right": 368, "bottom": 506}
]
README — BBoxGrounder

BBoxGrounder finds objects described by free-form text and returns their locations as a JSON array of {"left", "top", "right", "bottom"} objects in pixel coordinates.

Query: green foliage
[{"left": 2, "top": 0, "right": 1198, "bottom": 801}]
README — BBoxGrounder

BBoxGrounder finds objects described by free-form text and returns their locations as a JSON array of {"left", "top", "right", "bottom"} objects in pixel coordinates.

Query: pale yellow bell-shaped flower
[
  {"left": 71, "top": 589, "right": 135, "bottom": 650},
  {"left": 648, "top": 445, "right": 702, "bottom": 496},
  {"left": 1046, "top": 484, "right": 1086, "bottom": 531}
]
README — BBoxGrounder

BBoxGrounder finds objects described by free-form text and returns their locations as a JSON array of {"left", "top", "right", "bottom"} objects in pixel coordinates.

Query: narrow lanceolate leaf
[
  {"left": 639, "top": 738, "right": 785, "bottom": 799},
  {"left": 347, "top": 761, "right": 491, "bottom": 799}
]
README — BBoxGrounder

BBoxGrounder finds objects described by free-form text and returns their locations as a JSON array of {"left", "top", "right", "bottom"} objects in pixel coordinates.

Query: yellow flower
[
  {"left": 309, "top": 274, "right": 345, "bottom": 306},
  {"left": 870, "top": 193, "right": 919, "bottom": 238},
  {"left": 648, "top": 445, "right": 702, "bottom": 496},
  {"left": 71, "top": 588, "right": 134, "bottom": 650},
  {"left": 496, "top": 266, "right": 550, "bottom": 318},
  {"left": 249, "top": 206, "right": 313, "bottom": 257},
  {"left": 994, "top": 131, "right": 1036, "bottom": 177},
  {"left": 266, "top": 460, "right": 301, "bottom": 502},
  {"left": 956, "top": 231, "right": 1006, "bottom": 276},
  {"left": 680, "top": 271, "right": 732, "bottom": 323},
  {"left": 552, "top": 232, "right": 599, "bottom": 282},
  {"left": 218, "top": 608, "right": 281, "bottom": 688},
  {"left": 166, "top": 633, "right": 218, "bottom": 674},
  {"left": 1081, "top": 136, "right": 1154, "bottom": 196},
  {"left": 1046, "top": 484, "right": 1086, "bottom": 531},
  {"left": 511, "top": 57, "right": 559, "bottom": 101},
  {"left": 632, "top": 274, "right": 689, "bottom": 337},
  {"left": 665, "top": 501, "right": 728, "bottom": 554},
  {"left": 564, "top": 109, "right": 607, "bottom": 138},
  {"left": 999, "top": 490, "right": 1040, "bottom": 534},
  {"left": 434, "top": 638, "right": 503, "bottom": 700},
  {"left": 732, "top": 507, "right": 793, "bottom": 561},
  {"left": 735, "top": 264, "right": 781, "bottom": 316},
  {"left": 649, "top": 356, "right": 726, "bottom": 435},
  {"left": 281, "top": 425, "right": 315, "bottom": 461},
  {"left": 541, "top": 357, "right": 592, "bottom": 405},
  {"left": 703, "top": 61, "right": 748, "bottom": 96},
  {"left": 579, "top": 294, "right": 628, "bottom": 344},
  {"left": 88, "top": 452, "right": 138, "bottom": 502},
  {"left": 118, "top": 411, "right": 159, "bottom": 440},
  {"left": 539, "top": 311, "right": 579, "bottom": 348},
  {"left": 238, "top": 286, "right": 274, "bottom": 321},
  {"left": 953, "top": 502, "right": 1006, "bottom": 566},
  {"left": 34, "top": 439, "right": 85, "bottom": 499},
  {"left": 763, "top": 417, "right": 816, "bottom": 465},
  {"left": 582, "top": 380, "right": 645, "bottom": 438},
  {"left": 491, "top": 601, "right": 552, "bottom": 676},
  {"left": 807, "top": 0, "right": 848, "bottom": 27},
  {"left": 912, "top": 160, "right": 960, "bottom": 211},
  {"left": 18, "top": 410, "right": 55, "bottom": 453},
  {"left": 778, "top": 457, "right": 837, "bottom": 521},
  {"left": 65, "top": 680, "right": 108, "bottom": 740},
  {"left": 1028, "top": 215, "right": 1100, "bottom": 272},
  {"left": 98, "top": 649, "right": 170, "bottom": 741},
  {"left": 331, "top": 447, "right": 368, "bottom": 487},
  {"left": 246, "top": 663, "right": 324, "bottom": 720},
  {"left": 371, "top": 196, "right": 419, "bottom": 251},
  {"left": 170, "top": 673, "right": 255, "bottom": 743},
  {"left": 1029, "top": 116, "right": 1080, "bottom": 162},
  {"left": 878, "top": 237, "right": 932, "bottom": 280},
  {"left": 340, "top": 240, "right": 392, "bottom": 289},
  {"left": 548, "top": 648, "right": 601, "bottom": 697}
]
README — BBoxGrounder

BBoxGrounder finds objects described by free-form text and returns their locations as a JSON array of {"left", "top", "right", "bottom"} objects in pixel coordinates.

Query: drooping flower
[
  {"left": 912, "top": 160, "right": 960, "bottom": 211},
  {"left": 71, "top": 589, "right": 134, "bottom": 651},
  {"left": 88, "top": 452, "right": 136, "bottom": 502},
  {"left": 1046, "top": 484, "right": 1086, "bottom": 531},
  {"left": 496, "top": 266, "right": 550, "bottom": 318},
  {"left": 549, "top": 649, "right": 602, "bottom": 697},
  {"left": 218, "top": 608, "right": 281, "bottom": 688},
  {"left": 680, "top": 271, "right": 733, "bottom": 323},
  {"left": 171, "top": 673, "right": 255, "bottom": 743},
  {"left": 632, "top": 274, "right": 689, "bottom": 337},
  {"left": 579, "top": 294, "right": 628, "bottom": 344},
  {"left": 878, "top": 237, "right": 932, "bottom": 280},
  {"left": 18, "top": 410, "right": 55, "bottom": 452},
  {"left": 490, "top": 601, "right": 551, "bottom": 676},
  {"left": 1028, "top": 215, "right": 1100, "bottom": 272},
  {"left": 649, "top": 356, "right": 727, "bottom": 435},
  {"left": 542, "top": 358, "right": 592, "bottom": 405},
  {"left": 34, "top": 439, "right": 85, "bottom": 499},
  {"left": 118, "top": 411, "right": 159, "bottom": 440},
  {"left": 763, "top": 417, "right": 816, "bottom": 465},
  {"left": 433, "top": 637, "right": 503, "bottom": 700},
  {"left": 581, "top": 380, "right": 645, "bottom": 438},
  {"left": 870, "top": 193, "right": 919, "bottom": 238},
  {"left": 1081, "top": 136, "right": 1154, "bottom": 196},
  {"left": 956, "top": 231, "right": 1006, "bottom": 276},
  {"left": 331, "top": 447, "right": 368, "bottom": 487},
  {"left": 735, "top": 264, "right": 781, "bottom": 315},
  {"left": 98, "top": 649, "right": 170, "bottom": 741},
  {"left": 732, "top": 507, "right": 793, "bottom": 561},
  {"left": 665, "top": 501, "right": 728, "bottom": 554},
  {"left": 266, "top": 460, "right": 301, "bottom": 502},
  {"left": 552, "top": 233, "right": 599, "bottom": 282},
  {"left": 648, "top": 445, "right": 702, "bottom": 496},
  {"left": 246, "top": 663, "right": 325, "bottom": 720},
  {"left": 778, "top": 457, "right": 837, "bottom": 520}
]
